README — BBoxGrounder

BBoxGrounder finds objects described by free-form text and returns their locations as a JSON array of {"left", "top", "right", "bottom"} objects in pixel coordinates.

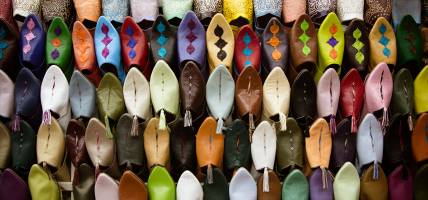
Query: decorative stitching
[
  {"left": 125, "top": 26, "right": 137, "bottom": 59},
  {"left": 214, "top": 25, "right": 227, "bottom": 61},
  {"left": 299, "top": 19, "right": 311, "bottom": 56},
  {"left": 23, "top": 18, "right": 36, "bottom": 55},
  {"left": 327, "top": 24, "right": 339, "bottom": 59},
  {"left": 50, "top": 26, "right": 62, "bottom": 60},
  {"left": 267, "top": 20, "right": 281, "bottom": 61},
  {"left": 101, "top": 24, "right": 112, "bottom": 58},
  {"left": 186, "top": 19, "right": 197, "bottom": 55},
  {"left": 404, "top": 22, "right": 417, "bottom": 54},
  {"left": 242, "top": 32, "right": 253, "bottom": 66},
  {"left": 0, "top": 26, "right": 8, "bottom": 60},
  {"left": 352, "top": 28, "right": 364, "bottom": 64},
  {"left": 156, "top": 22, "right": 168, "bottom": 58},
  {"left": 378, "top": 24, "right": 391, "bottom": 57}
]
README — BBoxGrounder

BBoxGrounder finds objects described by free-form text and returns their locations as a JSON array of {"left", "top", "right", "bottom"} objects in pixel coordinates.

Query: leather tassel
[
  {"left": 373, "top": 161, "right": 379, "bottom": 180},
  {"left": 351, "top": 115, "right": 357, "bottom": 133},
  {"left": 184, "top": 110, "right": 192, "bottom": 127},
  {"left": 159, "top": 109, "right": 166, "bottom": 130},
  {"left": 105, "top": 116, "right": 113, "bottom": 139},
  {"left": 279, "top": 112, "right": 287, "bottom": 131},
  {"left": 207, "top": 164, "right": 213, "bottom": 184},
  {"left": 216, "top": 118, "right": 223, "bottom": 134},
  {"left": 381, "top": 109, "right": 389, "bottom": 135},
  {"left": 42, "top": 110, "right": 52, "bottom": 125},
  {"left": 12, "top": 114, "right": 20, "bottom": 132},
  {"left": 408, "top": 114, "right": 413, "bottom": 132},
  {"left": 321, "top": 167, "right": 328, "bottom": 190},
  {"left": 130, "top": 115, "right": 139, "bottom": 136},
  {"left": 329, "top": 115, "right": 336, "bottom": 135},
  {"left": 263, "top": 167, "right": 269, "bottom": 192},
  {"left": 249, "top": 113, "right": 255, "bottom": 131}
]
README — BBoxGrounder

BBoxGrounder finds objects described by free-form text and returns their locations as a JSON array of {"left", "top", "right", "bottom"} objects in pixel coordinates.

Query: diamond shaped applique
[
  {"left": 128, "top": 39, "right": 136, "bottom": 48},
  {"left": 329, "top": 49, "right": 337, "bottom": 59},
  {"left": 379, "top": 36, "right": 389, "bottom": 46},
  {"left": 51, "top": 49, "right": 60, "bottom": 60},
  {"left": 217, "top": 50, "right": 226, "bottom": 61},
  {"left": 214, "top": 25, "right": 224, "bottom": 37},
  {"left": 327, "top": 36, "right": 338, "bottom": 48},
  {"left": 157, "top": 22, "right": 166, "bottom": 33},
  {"left": 243, "top": 47, "right": 253, "bottom": 56},
  {"left": 186, "top": 32, "right": 197, "bottom": 42},
  {"left": 158, "top": 47, "right": 167, "bottom": 58},
  {"left": 102, "top": 36, "right": 112, "bottom": 46},
  {"left": 129, "top": 49, "right": 136, "bottom": 59},
  {"left": 186, "top": 44, "right": 195, "bottom": 54},
  {"left": 54, "top": 27, "right": 62, "bottom": 36},
  {"left": 157, "top": 35, "right": 168, "bottom": 46},
  {"left": 215, "top": 38, "right": 227, "bottom": 49},
  {"left": 126, "top": 26, "right": 134, "bottom": 36},
  {"left": 243, "top": 32, "right": 251, "bottom": 45}
]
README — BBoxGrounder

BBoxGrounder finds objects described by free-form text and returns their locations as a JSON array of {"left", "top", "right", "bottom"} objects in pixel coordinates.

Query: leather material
[
  {"left": 235, "top": 66, "right": 262, "bottom": 128},
  {"left": 95, "top": 173, "right": 119, "bottom": 200},
  {"left": 307, "top": 0, "right": 337, "bottom": 24},
  {"left": 119, "top": 170, "right": 148, "bottom": 200},
  {"left": 194, "top": 0, "right": 222, "bottom": 25},
  {"left": 290, "top": 69, "right": 317, "bottom": 136},
  {"left": 343, "top": 19, "right": 369, "bottom": 76},
  {"left": 170, "top": 119, "right": 197, "bottom": 180},
  {"left": 396, "top": 15, "right": 423, "bottom": 76},
  {"left": 0, "top": 70, "right": 14, "bottom": 120},
  {"left": 261, "top": 17, "right": 288, "bottom": 72},
  {"left": 360, "top": 164, "right": 388, "bottom": 200},
  {"left": 177, "top": 171, "right": 203, "bottom": 200},
  {"left": 233, "top": 25, "right": 260, "bottom": 76},
  {"left": 18, "top": 14, "right": 46, "bottom": 80},
  {"left": 130, "top": 0, "right": 158, "bottom": 23},
  {"left": 149, "top": 60, "right": 180, "bottom": 130},
  {"left": 28, "top": 164, "right": 61, "bottom": 200},
  {"left": 262, "top": 67, "right": 290, "bottom": 131},
  {"left": 69, "top": 71, "right": 96, "bottom": 119},
  {"left": 162, "top": 0, "right": 193, "bottom": 25},
  {"left": 257, "top": 170, "right": 281, "bottom": 200},
  {"left": 143, "top": 118, "right": 170, "bottom": 169},
  {"left": 196, "top": 117, "right": 224, "bottom": 174},
  {"left": 332, "top": 119, "right": 357, "bottom": 169},
  {"left": 315, "top": 12, "right": 344, "bottom": 82},
  {"left": 223, "top": 0, "right": 253, "bottom": 27},
  {"left": 97, "top": 72, "right": 125, "bottom": 138},
  {"left": 202, "top": 167, "right": 229, "bottom": 200},
  {"left": 85, "top": 118, "right": 114, "bottom": 173},
  {"left": 177, "top": 11, "right": 207, "bottom": 76},
  {"left": 276, "top": 118, "right": 304, "bottom": 171},
  {"left": 72, "top": 21, "right": 101, "bottom": 86},
  {"left": 73, "top": 164, "right": 95, "bottom": 200},
  {"left": 11, "top": 120, "right": 36, "bottom": 178},
  {"left": 0, "top": 122, "right": 11, "bottom": 169},
  {"left": 309, "top": 168, "right": 334, "bottom": 200},
  {"left": 306, "top": 118, "right": 332, "bottom": 169},
  {"left": 73, "top": 0, "right": 101, "bottom": 25},
  {"left": 253, "top": 0, "right": 282, "bottom": 31},
  {"left": 369, "top": 17, "right": 396, "bottom": 70},
  {"left": 120, "top": 17, "right": 150, "bottom": 78},
  {"left": 66, "top": 119, "right": 89, "bottom": 171},
  {"left": 282, "top": 169, "right": 308, "bottom": 200},
  {"left": 102, "top": 0, "right": 128, "bottom": 24},
  {"left": 365, "top": 62, "right": 393, "bottom": 131},
  {"left": 414, "top": 65, "right": 428, "bottom": 114},
  {"left": 37, "top": 118, "right": 65, "bottom": 170},
  {"left": 387, "top": 165, "right": 413, "bottom": 200},
  {"left": 116, "top": 114, "right": 145, "bottom": 172},
  {"left": 357, "top": 114, "right": 383, "bottom": 168},
  {"left": 333, "top": 162, "right": 360, "bottom": 200},
  {"left": 150, "top": 16, "right": 178, "bottom": 75},
  {"left": 0, "top": 0, "right": 19, "bottom": 80},
  {"left": 41, "top": 0, "right": 71, "bottom": 24},
  {"left": 147, "top": 166, "right": 175, "bottom": 200},
  {"left": 317, "top": 68, "right": 340, "bottom": 135},
  {"left": 364, "top": 0, "right": 392, "bottom": 26},
  {"left": 179, "top": 61, "right": 206, "bottom": 127},
  {"left": 229, "top": 167, "right": 257, "bottom": 200},
  {"left": 123, "top": 68, "right": 152, "bottom": 122},
  {"left": 46, "top": 18, "right": 73, "bottom": 79},
  {"left": 224, "top": 119, "right": 250, "bottom": 171},
  {"left": 95, "top": 16, "right": 125, "bottom": 81},
  {"left": 206, "top": 13, "right": 235, "bottom": 72},
  {"left": 384, "top": 115, "right": 412, "bottom": 169},
  {"left": 411, "top": 113, "right": 428, "bottom": 162},
  {"left": 0, "top": 168, "right": 31, "bottom": 200},
  {"left": 282, "top": 0, "right": 306, "bottom": 23},
  {"left": 206, "top": 65, "right": 234, "bottom": 133},
  {"left": 40, "top": 65, "right": 71, "bottom": 131},
  {"left": 414, "top": 164, "right": 428, "bottom": 200},
  {"left": 340, "top": 69, "right": 364, "bottom": 133},
  {"left": 290, "top": 14, "right": 317, "bottom": 75},
  {"left": 391, "top": 69, "right": 414, "bottom": 123},
  {"left": 337, "top": 0, "right": 363, "bottom": 22},
  {"left": 14, "top": 67, "right": 42, "bottom": 132}
]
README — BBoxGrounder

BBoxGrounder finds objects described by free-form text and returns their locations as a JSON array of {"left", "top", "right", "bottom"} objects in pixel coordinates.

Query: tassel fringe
[
  {"left": 216, "top": 118, "right": 223, "bottom": 134},
  {"left": 408, "top": 114, "right": 413, "bottom": 132},
  {"left": 279, "top": 112, "right": 287, "bottom": 131},
  {"left": 207, "top": 164, "right": 213, "bottom": 184},
  {"left": 159, "top": 109, "right": 166, "bottom": 130},
  {"left": 330, "top": 115, "right": 336, "bottom": 135},
  {"left": 381, "top": 109, "right": 389, "bottom": 135},
  {"left": 104, "top": 116, "right": 113, "bottom": 139},
  {"left": 321, "top": 167, "right": 328, "bottom": 190},
  {"left": 351, "top": 116, "right": 357, "bottom": 133},
  {"left": 184, "top": 110, "right": 192, "bottom": 127},
  {"left": 263, "top": 167, "right": 270, "bottom": 192},
  {"left": 42, "top": 110, "right": 52, "bottom": 125},
  {"left": 249, "top": 113, "right": 255, "bottom": 130},
  {"left": 373, "top": 161, "right": 379, "bottom": 180},
  {"left": 130, "top": 115, "right": 139, "bottom": 136},
  {"left": 12, "top": 114, "right": 20, "bottom": 132}
]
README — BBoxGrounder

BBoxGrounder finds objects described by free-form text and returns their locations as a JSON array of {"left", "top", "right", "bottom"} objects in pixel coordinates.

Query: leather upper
[
  {"left": 414, "top": 66, "right": 428, "bottom": 114},
  {"left": 206, "top": 13, "right": 235, "bottom": 72},
  {"left": 11, "top": 120, "right": 36, "bottom": 178},
  {"left": 396, "top": 15, "right": 423, "bottom": 76},
  {"left": 369, "top": 17, "right": 397, "bottom": 70},
  {"left": 357, "top": 114, "right": 384, "bottom": 168},
  {"left": 276, "top": 118, "right": 304, "bottom": 171},
  {"left": 290, "top": 14, "right": 317, "bottom": 75},
  {"left": 176, "top": 171, "right": 203, "bottom": 200},
  {"left": 0, "top": 70, "right": 14, "bottom": 120},
  {"left": 0, "top": 168, "right": 31, "bottom": 200},
  {"left": 414, "top": 164, "right": 428, "bottom": 200},
  {"left": 150, "top": 16, "right": 178, "bottom": 75},
  {"left": 317, "top": 68, "right": 340, "bottom": 134},
  {"left": 333, "top": 162, "right": 360, "bottom": 200},
  {"left": 229, "top": 167, "right": 257, "bottom": 200},
  {"left": 387, "top": 165, "right": 413, "bottom": 200},
  {"left": 391, "top": 69, "right": 414, "bottom": 119},
  {"left": 262, "top": 67, "right": 290, "bottom": 131},
  {"left": 94, "top": 173, "right": 119, "bottom": 200},
  {"left": 257, "top": 170, "right": 281, "bottom": 200},
  {"left": 28, "top": 164, "right": 61, "bottom": 200},
  {"left": 36, "top": 117, "right": 65, "bottom": 170},
  {"left": 0, "top": 122, "right": 11, "bottom": 169},
  {"left": 119, "top": 170, "right": 148, "bottom": 200},
  {"left": 123, "top": 68, "right": 152, "bottom": 121},
  {"left": 332, "top": 118, "right": 357, "bottom": 169},
  {"left": 411, "top": 113, "right": 428, "bottom": 162},
  {"left": 116, "top": 114, "right": 145, "bottom": 171},
  {"left": 202, "top": 167, "right": 229, "bottom": 200},
  {"left": 0, "top": 0, "right": 19, "bottom": 80},
  {"left": 66, "top": 119, "right": 89, "bottom": 170},
  {"left": 343, "top": 19, "right": 369, "bottom": 76},
  {"left": 224, "top": 119, "right": 251, "bottom": 171},
  {"left": 233, "top": 25, "right": 260, "bottom": 76},
  {"left": 305, "top": 118, "right": 332, "bottom": 169},
  {"left": 143, "top": 118, "right": 170, "bottom": 169},
  {"left": 69, "top": 71, "right": 97, "bottom": 119},
  {"left": 282, "top": 169, "right": 308, "bottom": 200},
  {"left": 360, "top": 164, "right": 388, "bottom": 200},
  {"left": 251, "top": 121, "right": 277, "bottom": 174},
  {"left": 309, "top": 167, "right": 334, "bottom": 200},
  {"left": 147, "top": 166, "right": 176, "bottom": 200},
  {"left": 262, "top": 18, "right": 288, "bottom": 72},
  {"left": 85, "top": 118, "right": 114, "bottom": 171},
  {"left": 384, "top": 114, "right": 412, "bottom": 169},
  {"left": 170, "top": 119, "right": 197, "bottom": 179},
  {"left": 196, "top": 117, "right": 224, "bottom": 171},
  {"left": 340, "top": 68, "right": 364, "bottom": 133}
]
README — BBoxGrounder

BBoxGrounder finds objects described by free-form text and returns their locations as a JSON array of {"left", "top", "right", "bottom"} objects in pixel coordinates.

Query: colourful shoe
[
  {"left": 333, "top": 162, "right": 360, "bottom": 200},
  {"left": 130, "top": 0, "right": 158, "bottom": 26},
  {"left": 36, "top": 118, "right": 65, "bottom": 171},
  {"left": 276, "top": 118, "right": 304, "bottom": 173},
  {"left": 337, "top": 0, "right": 363, "bottom": 23},
  {"left": 234, "top": 25, "right": 260, "bottom": 76},
  {"left": 411, "top": 113, "right": 428, "bottom": 162},
  {"left": 176, "top": 171, "right": 203, "bottom": 200},
  {"left": 46, "top": 18, "right": 73, "bottom": 80},
  {"left": 150, "top": 16, "right": 178, "bottom": 75},
  {"left": 206, "top": 13, "right": 234, "bottom": 73},
  {"left": 257, "top": 170, "right": 281, "bottom": 200},
  {"left": 396, "top": 15, "right": 423, "bottom": 76},
  {"left": 147, "top": 166, "right": 175, "bottom": 200},
  {"left": 339, "top": 69, "right": 364, "bottom": 133},
  {"left": 0, "top": 70, "right": 14, "bottom": 122},
  {"left": 0, "top": 0, "right": 20, "bottom": 79},
  {"left": 387, "top": 165, "right": 413, "bottom": 200},
  {"left": 369, "top": 17, "right": 396, "bottom": 71},
  {"left": 261, "top": 18, "right": 288, "bottom": 73},
  {"left": 144, "top": 118, "right": 170, "bottom": 169},
  {"left": 69, "top": 71, "right": 97, "bottom": 119},
  {"left": 414, "top": 66, "right": 428, "bottom": 114},
  {"left": 28, "top": 164, "right": 62, "bottom": 200},
  {"left": 229, "top": 167, "right": 257, "bottom": 200},
  {"left": 343, "top": 19, "right": 369, "bottom": 77},
  {"left": 282, "top": 169, "right": 308, "bottom": 200}
]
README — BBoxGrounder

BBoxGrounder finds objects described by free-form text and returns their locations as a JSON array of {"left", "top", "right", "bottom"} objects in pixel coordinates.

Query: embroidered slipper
[
  {"left": 150, "top": 16, "right": 178, "bottom": 76},
  {"left": 396, "top": 15, "right": 423, "bottom": 76},
  {"left": 261, "top": 17, "right": 288, "bottom": 73},
  {"left": 290, "top": 14, "right": 317, "bottom": 76},
  {"left": 369, "top": 17, "right": 396, "bottom": 71},
  {"left": 340, "top": 69, "right": 364, "bottom": 133},
  {"left": 343, "top": 19, "right": 369, "bottom": 77},
  {"left": 234, "top": 25, "right": 261, "bottom": 76},
  {"left": 391, "top": 68, "right": 414, "bottom": 131}
]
